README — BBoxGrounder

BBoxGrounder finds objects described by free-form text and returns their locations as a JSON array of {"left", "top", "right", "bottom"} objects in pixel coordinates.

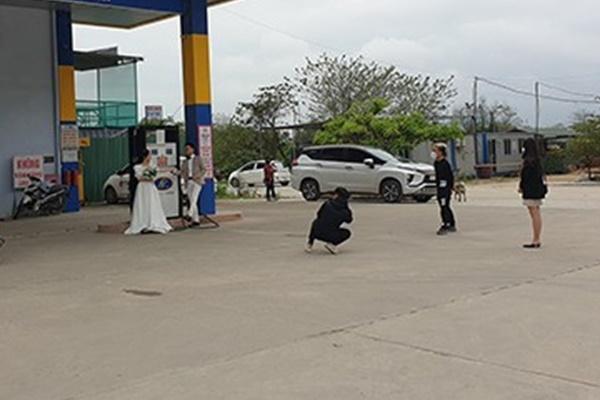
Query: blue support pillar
[
  {"left": 55, "top": 9, "right": 80, "bottom": 213},
  {"left": 181, "top": 0, "right": 216, "bottom": 215},
  {"left": 449, "top": 139, "right": 458, "bottom": 171},
  {"left": 481, "top": 133, "right": 490, "bottom": 164}
]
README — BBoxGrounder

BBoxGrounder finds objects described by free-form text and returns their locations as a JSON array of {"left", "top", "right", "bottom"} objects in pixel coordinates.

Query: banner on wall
[
  {"left": 13, "top": 155, "right": 44, "bottom": 189},
  {"left": 198, "top": 125, "right": 214, "bottom": 179},
  {"left": 61, "top": 124, "right": 80, "bottom": 163}
]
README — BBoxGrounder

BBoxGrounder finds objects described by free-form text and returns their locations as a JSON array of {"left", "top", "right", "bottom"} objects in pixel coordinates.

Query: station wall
[{"left": 0, "top": 5, "right": 58, "bottom": 218}]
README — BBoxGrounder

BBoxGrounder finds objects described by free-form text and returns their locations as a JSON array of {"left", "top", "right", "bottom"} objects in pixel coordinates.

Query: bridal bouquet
[{"left": 142, "top": 167, "right": 157, "bottom": 181}]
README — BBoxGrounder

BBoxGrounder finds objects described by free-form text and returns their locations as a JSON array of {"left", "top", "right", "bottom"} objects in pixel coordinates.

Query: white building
[{"left": 410, "top": 129, "right": 539, "bottom": 178}]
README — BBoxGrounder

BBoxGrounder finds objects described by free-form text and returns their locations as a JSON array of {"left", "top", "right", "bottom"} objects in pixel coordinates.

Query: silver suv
[{"left": 291, "top": 145, "right": 436, "bottom": 203}]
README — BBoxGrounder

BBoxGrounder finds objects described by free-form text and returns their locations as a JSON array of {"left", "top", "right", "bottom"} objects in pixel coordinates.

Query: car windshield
[{"left": 367, "top": 149, "right": 397, "bottom": 163}]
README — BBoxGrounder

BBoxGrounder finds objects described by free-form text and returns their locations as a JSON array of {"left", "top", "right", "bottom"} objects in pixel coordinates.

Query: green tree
[
  {"left": 291, "top": 53, "right": 456, "bottom": 120},
  {"left": 567, "top": 116, "right": 600, "bottom": 180},
  {"left": 235, "top": 82, "right": 298, "bottom": 161},
  {"left": 213, "top": 123, "right": 262, "bottom": 179},
  {"left": 314, "top": 98, "right": 463, "bottom": 155},
  {"left": 390, "top": 74, "right": 457, "bottom": 120}
]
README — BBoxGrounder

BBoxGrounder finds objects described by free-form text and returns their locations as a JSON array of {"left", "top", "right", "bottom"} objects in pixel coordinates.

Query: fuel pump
[{"left": 128, "top": 126, "right": 182, "bottom": 219}]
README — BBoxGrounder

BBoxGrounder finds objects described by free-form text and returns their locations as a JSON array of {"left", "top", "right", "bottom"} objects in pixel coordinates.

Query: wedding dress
[{"left": 125, "top": 164, "right": 172, "bottom": 235}]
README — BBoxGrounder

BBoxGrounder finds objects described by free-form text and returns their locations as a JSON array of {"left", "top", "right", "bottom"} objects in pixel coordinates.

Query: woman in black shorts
[{"left": 519, "top": 138, "right": 547, "bottom": 249}]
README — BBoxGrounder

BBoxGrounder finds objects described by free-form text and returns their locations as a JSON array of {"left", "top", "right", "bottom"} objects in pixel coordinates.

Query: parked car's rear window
[
  {"left": 321, "top": 148, "right": 346, "bottom": 162},
  {"left": 303, "top": 149, "right": 324, "bottom": 160},
  {"left": 304, "top": 147, "right": 388, "bottom": 164},
  {"left": 344, "top": 149, "right": 370, "bottom": 163},
  {"left": 240, "top": 163, "right": 254, "bottom": 172},
  {"left": 303, "top": 148, "right": 348, "bottom": 162}
]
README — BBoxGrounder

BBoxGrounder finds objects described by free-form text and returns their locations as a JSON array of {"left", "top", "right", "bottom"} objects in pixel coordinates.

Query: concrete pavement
[{"left": 1, "top": 180, "right": 599, "bottom": 399}]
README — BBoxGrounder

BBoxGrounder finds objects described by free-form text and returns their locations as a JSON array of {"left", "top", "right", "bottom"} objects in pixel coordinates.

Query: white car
[
  {"left": 291, "top": 145, "right": 437, "bottom": 203},
  {"left": 103, "top": 165, "right": 131, "bottom": 204},
  {"left": 228, "top": 160, "right": 291, "bottom": 189}
]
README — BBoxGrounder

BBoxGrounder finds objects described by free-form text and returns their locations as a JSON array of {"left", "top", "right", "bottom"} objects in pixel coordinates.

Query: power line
[
  {"left": 479, "top": 72, "right": 600, "bottom": 82},
  {"left": 217, "top": 8, "right": 440, "bottom": 76},
  {"left": 218, "top": 9, "right": 343, "bottom": 54},
  {"left": 535, "top": 72, "right": 600, "bottom": 82},
  {"left": 477, "top": 76, "right": 600, "bottom": 105},
  {"left": 216, "top": 8, "right": 600, "bottom": 111},
  {"left": 477, "top": 77, "right": 534, "bottom": 97},
  {"left": 539, "top": 82, "right": 600, "bottom": 100},
  {"left": 218, "top": 8, "right": 600, "bottom": 86}
]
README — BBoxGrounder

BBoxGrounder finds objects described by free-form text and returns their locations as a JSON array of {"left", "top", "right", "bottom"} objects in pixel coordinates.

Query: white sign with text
[
  {"left": 198, "top": 125, "right": 214, "bottom": 179},
  {"left": 13, "top": 155, "right": 44, "bottom": 189}
]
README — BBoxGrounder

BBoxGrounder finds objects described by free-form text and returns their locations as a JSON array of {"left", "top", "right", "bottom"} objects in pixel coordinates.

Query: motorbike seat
[{"left": 48, "top": 185, "right": 66, "bottom": 194}]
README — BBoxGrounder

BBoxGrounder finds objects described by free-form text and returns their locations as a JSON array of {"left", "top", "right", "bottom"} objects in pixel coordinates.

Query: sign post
[
  {"left": 13, "top": 155, "right": 44, "bottom": 189},
  {"left": 198, "top": 125, "right": 213, "bottom": 179},
  {"left": 144, "top": 105, "right": 164, "bottom": 121},
  {"left": 61, "top": 124, "right": 80, "bottom": 163}
]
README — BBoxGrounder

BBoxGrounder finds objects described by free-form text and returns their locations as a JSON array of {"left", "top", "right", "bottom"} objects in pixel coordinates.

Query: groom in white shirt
[{"left": 181, "top": 143, "right": 206, "bottom": 226}]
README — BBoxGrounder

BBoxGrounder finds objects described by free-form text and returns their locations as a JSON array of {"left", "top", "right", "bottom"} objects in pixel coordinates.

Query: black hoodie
[
  {"left": 434, "top": 158, "right": 454, "bottom": 197},
  {"left": 313, "top": 197, "right": 353, "bottom": 234},
  {"left": 520, "top": 160, "right": 546, "bottom": 200}
]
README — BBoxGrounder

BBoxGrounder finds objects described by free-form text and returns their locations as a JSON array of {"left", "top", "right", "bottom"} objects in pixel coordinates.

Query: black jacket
[
  {"left": 434, "top": 159, "right": 454, "bottom": 197},
  {"left": 520, "top": 161, "right": 546, "bottom": 200},
  {"left": 312, "top": 198, "right": 353, "bottom": 234}
]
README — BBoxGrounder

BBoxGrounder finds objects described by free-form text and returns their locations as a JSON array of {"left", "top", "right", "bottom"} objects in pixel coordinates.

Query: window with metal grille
[{"left": 504, "top": 139, "right": 512, "bottom": 155}]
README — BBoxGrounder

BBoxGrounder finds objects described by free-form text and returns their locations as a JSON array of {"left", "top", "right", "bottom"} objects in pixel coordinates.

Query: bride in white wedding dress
[{"left": 125, "top": 149, "right": 172, "bottom": 235}]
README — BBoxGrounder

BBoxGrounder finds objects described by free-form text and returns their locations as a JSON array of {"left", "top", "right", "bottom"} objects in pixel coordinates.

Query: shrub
[{"left": 543, "top": 149, "right": 569, "bottom": 175}]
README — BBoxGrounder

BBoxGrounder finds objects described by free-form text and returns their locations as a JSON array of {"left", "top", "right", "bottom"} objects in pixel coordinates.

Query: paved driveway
[{"left": 1, "top": 181, "right": 599, "bottom": 399}]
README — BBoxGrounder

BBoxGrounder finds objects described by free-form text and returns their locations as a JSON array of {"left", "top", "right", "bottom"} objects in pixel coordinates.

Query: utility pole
[
  {"left": 473, "top": 76, "right": 479, "bottom": 165},
  {"left": 534, "top": 81, "right": 540, "bottom": 134},
  {"left": 473, "top": 77, "right": 479, "bottom": 127}
]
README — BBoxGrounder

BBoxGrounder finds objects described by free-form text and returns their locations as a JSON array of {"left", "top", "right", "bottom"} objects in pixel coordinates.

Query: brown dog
[{"left": 454, "top": 181, "right": 467, "bottom": 202}]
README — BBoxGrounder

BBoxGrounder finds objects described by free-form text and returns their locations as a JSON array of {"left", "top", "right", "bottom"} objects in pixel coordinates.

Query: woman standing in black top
[
  {"left": 519, "top": 138, "right": 547, "bottom": 249},
  {"left": 432, "top": 143, "right": 456, "bottom": 235}
]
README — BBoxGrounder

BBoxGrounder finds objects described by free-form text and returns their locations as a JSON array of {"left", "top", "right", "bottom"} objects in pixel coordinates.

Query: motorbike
[{"left": 14, "top": 176, "right": 69, "bottom": 219}]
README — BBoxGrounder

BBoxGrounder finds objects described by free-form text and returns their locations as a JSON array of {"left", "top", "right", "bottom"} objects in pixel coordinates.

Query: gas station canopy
[
  {"left": 0, "top": 0, "right": 226, "bottom": 218},
  {"left": 0, "top": 0, "right": 235, "bottom": 28}
]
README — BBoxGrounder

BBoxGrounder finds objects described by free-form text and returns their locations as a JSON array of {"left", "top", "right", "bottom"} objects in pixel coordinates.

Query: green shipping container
[{"left": 81, "top": 135, "right": 129, "bottom": 203}]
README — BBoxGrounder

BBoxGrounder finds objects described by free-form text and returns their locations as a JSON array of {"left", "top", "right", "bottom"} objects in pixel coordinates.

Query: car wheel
[
  {"left": 280, "top": 181, "right": 290, "bottom": 187},
  {"left": 301, "top": 179, "right": 320, "bottom": 201},
  {"left": 230, "top": 178, "right": 240, "bottom": 188},
  {"left": 414, "top": 195, "right": 433, "bottom": 203},
  {"left": 380, "top": 179, "right": 402, "bottom": 203},
  {"left": 105, "top": 187, "right": 119, "bottom": 204}
]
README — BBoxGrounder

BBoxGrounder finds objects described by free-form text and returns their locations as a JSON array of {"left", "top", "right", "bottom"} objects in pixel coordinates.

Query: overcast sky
[{"left": 74, "top": 0, "right": 600, "bottom": 127}]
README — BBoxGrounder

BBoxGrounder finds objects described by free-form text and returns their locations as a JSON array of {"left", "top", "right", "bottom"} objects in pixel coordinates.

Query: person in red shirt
[{"left": 263, "top": 159, "right": 277, "bottom": 201}]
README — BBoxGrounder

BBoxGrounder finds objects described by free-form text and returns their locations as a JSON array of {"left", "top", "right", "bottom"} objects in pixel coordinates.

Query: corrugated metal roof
[{"left": 74, "top": 47, "right": 143, "bottom": 71}]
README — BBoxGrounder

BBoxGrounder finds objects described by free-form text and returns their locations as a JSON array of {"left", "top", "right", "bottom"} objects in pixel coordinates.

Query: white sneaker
[
  {"left": 304, "top": 243, "right": 313, "bottom": 253},
  {"left": 324, "top": 243, "right": 338, "bottom": 255}
]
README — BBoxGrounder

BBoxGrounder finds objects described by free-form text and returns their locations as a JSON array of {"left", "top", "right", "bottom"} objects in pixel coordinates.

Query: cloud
[
  {"left": 74, "top": 0, "right": 600, "bottom": 125},
  {"left": 359, "top": 37, "right": 438, "bottom": 73}
]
